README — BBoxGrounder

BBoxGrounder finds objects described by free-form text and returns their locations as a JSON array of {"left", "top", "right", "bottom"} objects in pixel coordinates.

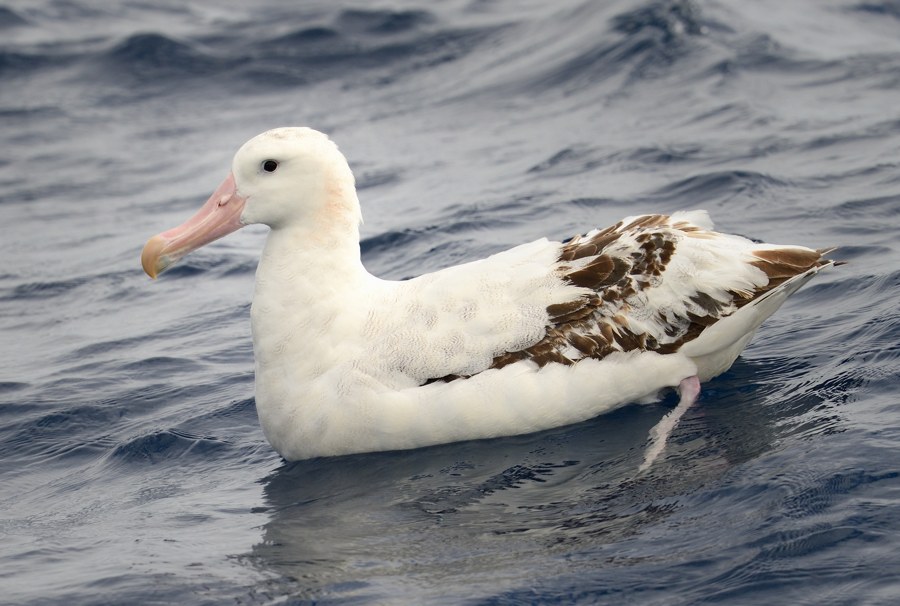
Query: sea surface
[{"left": 1, "top": 0, "right": 899, "bottom": 604}]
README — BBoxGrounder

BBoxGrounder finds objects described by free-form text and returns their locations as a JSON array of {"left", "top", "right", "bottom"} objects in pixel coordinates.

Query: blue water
[{"left": 2, "top": 0, "right": 899, "bottom": 603}]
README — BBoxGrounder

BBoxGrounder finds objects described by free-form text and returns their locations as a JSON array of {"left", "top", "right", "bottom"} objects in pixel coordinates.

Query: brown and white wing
[{"left": 487, "top": 210, "right": 833, "bottom": 371}]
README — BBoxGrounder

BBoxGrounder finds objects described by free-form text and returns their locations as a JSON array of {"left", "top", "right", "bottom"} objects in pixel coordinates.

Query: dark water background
[{"left": 2, "top": 0, "right": 899, "bottom": 604}]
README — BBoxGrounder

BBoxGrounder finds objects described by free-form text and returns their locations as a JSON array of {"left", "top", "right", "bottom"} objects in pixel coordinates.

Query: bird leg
[{"left": 639, "top": 375, "right": 701, "bottom": 473}]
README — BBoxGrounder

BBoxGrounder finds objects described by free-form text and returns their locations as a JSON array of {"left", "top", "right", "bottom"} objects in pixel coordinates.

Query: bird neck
[
  {"left": 250, "top": 217, "right": 370, "bottom": 348},
  {"left": 255, "top": 218, "right": 368, "bottom": 298}
]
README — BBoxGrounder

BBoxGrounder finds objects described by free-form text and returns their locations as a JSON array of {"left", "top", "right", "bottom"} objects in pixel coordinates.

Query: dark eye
[{"left": 262, "top": 160, "right": 278, "bottom": 173}]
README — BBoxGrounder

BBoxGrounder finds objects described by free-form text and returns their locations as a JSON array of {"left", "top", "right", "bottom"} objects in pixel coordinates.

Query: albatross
[{"left": 141, "top": 127, "right": 834, "bottom": 468}]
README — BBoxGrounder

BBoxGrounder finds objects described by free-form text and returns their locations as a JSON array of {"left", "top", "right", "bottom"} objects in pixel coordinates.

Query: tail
[{"left": 679, "top": 249, "right": 835, "bottom": 381}]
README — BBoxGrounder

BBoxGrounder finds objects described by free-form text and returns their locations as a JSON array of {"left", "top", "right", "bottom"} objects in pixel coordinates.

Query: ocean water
[{"left": 1, "top": 0, "right": 899, "bottom": 603}]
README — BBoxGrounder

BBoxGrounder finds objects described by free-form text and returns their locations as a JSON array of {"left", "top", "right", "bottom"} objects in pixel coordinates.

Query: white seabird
[{"left": 141, "top": 127, "right": 835, "bottom": 468}]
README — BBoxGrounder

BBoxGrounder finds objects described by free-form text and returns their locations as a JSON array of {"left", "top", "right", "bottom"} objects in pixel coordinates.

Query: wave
[
  {"left": 0, "top": 6, "right": 27, "bottom": 28},
  {"left": 109, "top": 428, "right": 232, "bottom": 464},
  {"left": 648, "top": 170, "right": 787, "bottom": 203},
  {"left": 850, "top": 1, "right": 900, "bottom": 18},
  {"left": 102, "top": 32, "right": 228, "bottom": 81},
  {"left": 485, "top": 0, "right": 712, "bottom": 98},
  {"left": 0, "top": 48, "right": 75, "bottom": 78},
  {"left": 240, "top": 8, "right": 500, "bottom": 88},
  {"left": 72, "top": 7, "right": 501, "bottom": 94}
]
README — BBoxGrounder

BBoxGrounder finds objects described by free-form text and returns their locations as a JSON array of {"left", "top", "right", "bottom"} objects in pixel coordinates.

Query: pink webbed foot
[{"left": 639, "top": 375, "right": 701, "bottom": 473}]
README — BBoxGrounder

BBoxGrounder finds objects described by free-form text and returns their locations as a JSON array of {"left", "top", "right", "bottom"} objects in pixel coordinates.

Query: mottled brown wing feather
[{"left": 426, "top": 215, "right": 832, "bottom": 384}]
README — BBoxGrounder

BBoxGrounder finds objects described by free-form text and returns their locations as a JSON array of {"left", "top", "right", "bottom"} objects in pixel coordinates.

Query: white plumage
[{"left": 142, "top": 127, "right": 834, "bottom": 465}]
